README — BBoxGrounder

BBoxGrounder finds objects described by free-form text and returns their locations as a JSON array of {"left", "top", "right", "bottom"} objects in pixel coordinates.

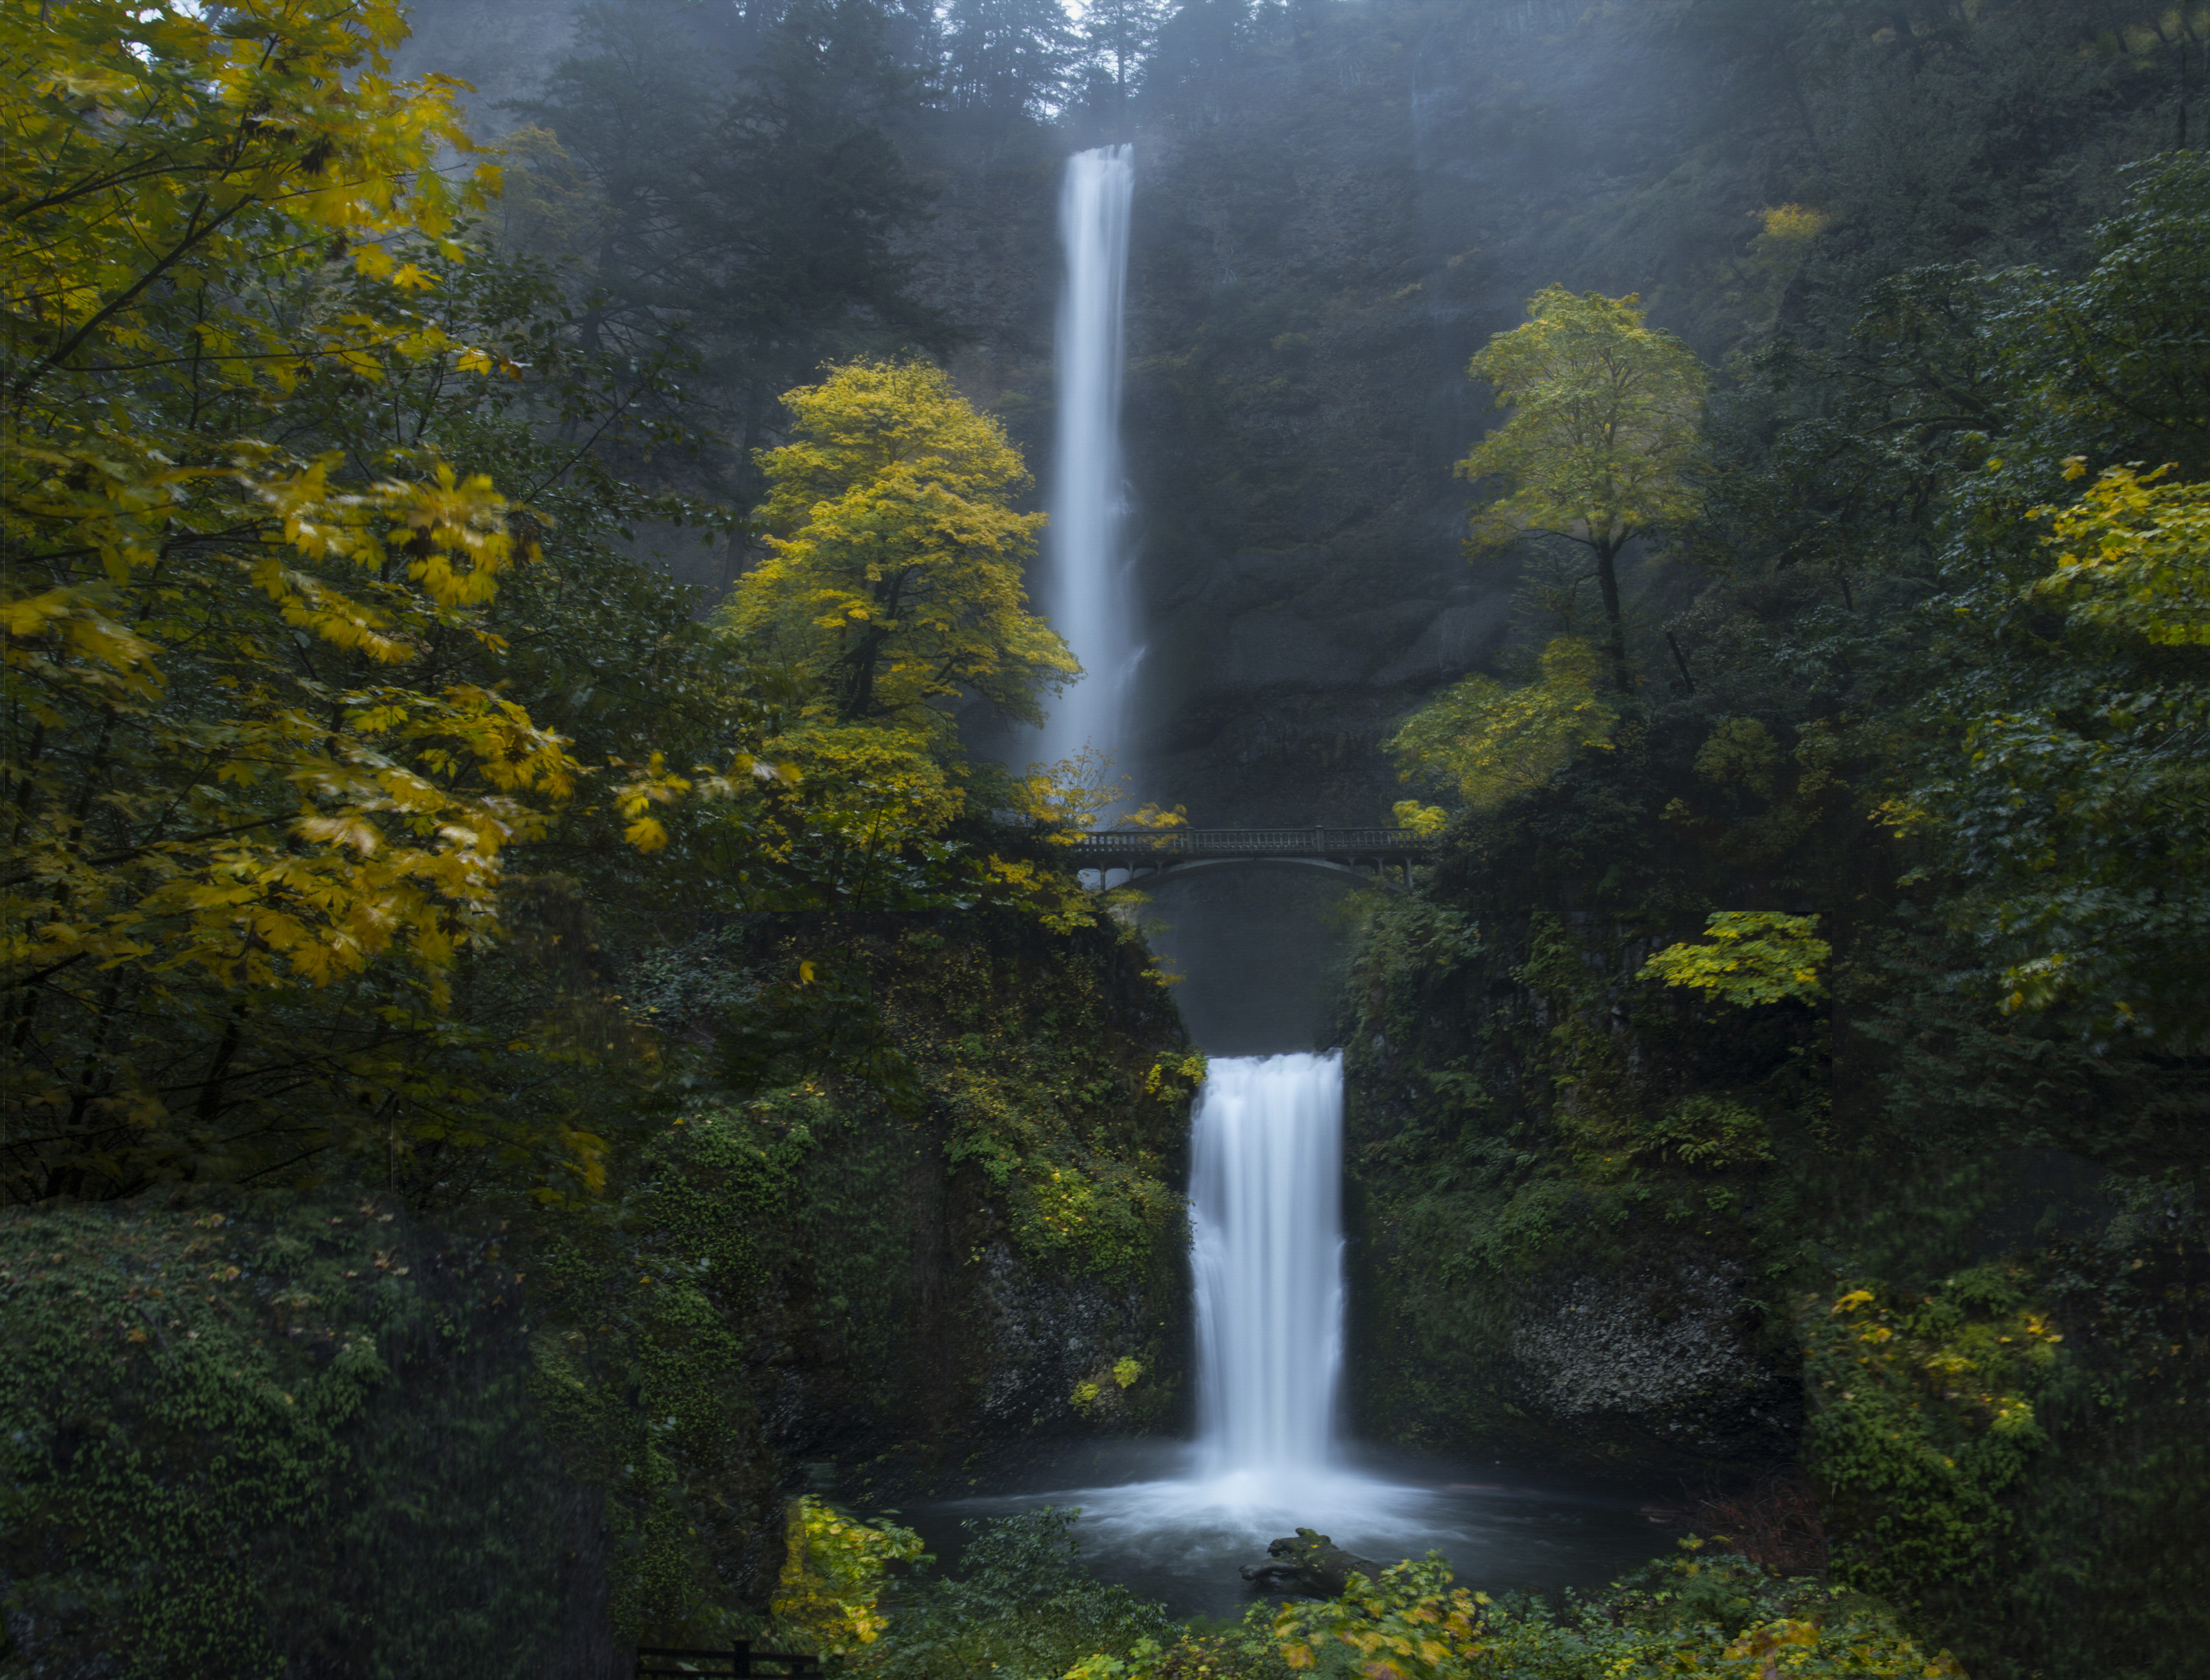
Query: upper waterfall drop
[{"left": 1039, "top": 145, "right": 1138, "bottom": 770}]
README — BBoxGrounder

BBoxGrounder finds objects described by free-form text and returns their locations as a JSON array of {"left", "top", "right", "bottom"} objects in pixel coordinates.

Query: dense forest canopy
[{"left": 5, "top": 1, "right": 2210, "bottom": 1678}]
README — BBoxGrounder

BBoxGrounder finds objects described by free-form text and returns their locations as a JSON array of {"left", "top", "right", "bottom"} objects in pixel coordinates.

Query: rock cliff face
[
  {"left": 1508, "top": 1256, "right": 1793, "bottom": 1459},
  {"left": 928, "top": 5, "right": 1694, "bottom": 825},
  {"left": 396, "top": 0, "right": 1711, "bottom": 828}
]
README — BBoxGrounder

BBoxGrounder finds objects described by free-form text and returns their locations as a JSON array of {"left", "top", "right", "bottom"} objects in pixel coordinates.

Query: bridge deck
[{"left": 1065, "top": 826, "right": 1434, "bottom": 868}]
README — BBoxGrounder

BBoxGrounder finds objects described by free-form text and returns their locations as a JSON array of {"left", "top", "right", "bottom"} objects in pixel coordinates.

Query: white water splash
[
  {"left": 1045, "top": 1053, "right": 1436, "bottom": 1545},
  {"left": 1039, "top": 145, "right": 1139, "bottom": 771}
]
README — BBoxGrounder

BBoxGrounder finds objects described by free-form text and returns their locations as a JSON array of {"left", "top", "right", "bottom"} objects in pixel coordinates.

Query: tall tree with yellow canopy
[
  {"left": 1458, "top": 286, "right": 1709, "bottom": 696},
  {"left": 725, "top": 359, "right": 1076, "bottom": 738}
]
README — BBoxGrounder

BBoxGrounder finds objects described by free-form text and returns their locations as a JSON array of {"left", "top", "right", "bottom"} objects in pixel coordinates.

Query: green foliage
[
  {"left": 1459, "top": 287, "right": 1709, "bottom": 692},
  {"left": 513, "top": 910, "right": 1193, "bottom": 1646},
  {"left": 1803, "top": 1273, "right": 2061, "bottom": 1604},
  {"left": 1635, "top": 1098, "right": 1773, "bottom": 1171},
  {"left": 882, "top": 924, "right": 1190, "bottom": 1288},
  {"left": 1461, "top": 287, "right": 1710, "bottom": 561},
  {"left": 1066, "top": 1546, "right": 1955, "bottom": 1680},
  {"left": 1386, "top": 639, "right": 1618, "bottom": 815},
  {"left": 860, "top": 1506, "right": 1177, "bottom": 1680},
  {"left": 1864, "top": 158, "right": 2210, "bottom": 1051},
  {"left": 524, "top": 1097, "right": 809, "bottom": 1645},
  {"left": 0, "top": 1192, "right": 568, "bottom": 1680},
  {"left": 1640, "top": 913, "right": 1831, "bottom": 1009},
  {"left": 504, "top": 0, "right": 946, "bottom": 494}
]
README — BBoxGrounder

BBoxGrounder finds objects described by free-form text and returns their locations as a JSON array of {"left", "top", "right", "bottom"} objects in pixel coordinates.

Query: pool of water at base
[{"left": 900, "top": 1439, "right": 1686, "bottom": 1623}]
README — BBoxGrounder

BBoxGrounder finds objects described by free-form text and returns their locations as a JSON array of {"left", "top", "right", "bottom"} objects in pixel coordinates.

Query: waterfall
[
  {"left": 1190, "top": 1052, "right": 1346, "bottom": 1486},
  {"left": 1027, "top": 1045, "right": 1432, "bottom": 1538},
  {"left": 1039, "top": 145, "right": 1137, "bottom": 770}
]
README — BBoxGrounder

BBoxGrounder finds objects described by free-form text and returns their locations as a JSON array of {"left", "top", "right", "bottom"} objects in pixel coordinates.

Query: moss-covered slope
[
  {"left": 1339, "top": 844, "right": 2210, "bottom": 1680},
  {"left": 0, "top": 909, "right": 1197, "bottom": 1676}
]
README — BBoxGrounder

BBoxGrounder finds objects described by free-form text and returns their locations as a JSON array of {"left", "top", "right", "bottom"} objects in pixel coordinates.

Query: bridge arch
[
  {"left": 1081, "top": 855, "right": 1406, "bottom": 892},
  {"left": 1065, "top": 826, "right": 1433, "bottom": 892}
]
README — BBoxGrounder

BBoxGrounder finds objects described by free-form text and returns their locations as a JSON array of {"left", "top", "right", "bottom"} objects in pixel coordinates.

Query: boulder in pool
[{"left": 1239, "top": 1528, "right": 1382, "bottom": 1597}]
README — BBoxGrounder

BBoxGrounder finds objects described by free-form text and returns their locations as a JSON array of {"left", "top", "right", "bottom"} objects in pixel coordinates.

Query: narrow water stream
[{"left": 1037, "top": 143, "right": 1138, "bottom": 770}]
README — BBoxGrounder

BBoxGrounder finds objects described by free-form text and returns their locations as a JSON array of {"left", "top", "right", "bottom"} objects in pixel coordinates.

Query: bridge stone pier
[{"left": 1064, "top": 826, "right": 1435, "bottom": 890}]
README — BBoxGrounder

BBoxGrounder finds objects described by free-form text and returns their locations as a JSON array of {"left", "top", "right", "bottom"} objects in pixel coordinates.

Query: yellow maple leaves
[
  {"left": 2031, "top": 458, "right": 2210, "bottom": 645},
  {"left": 3, "top": 0, "right": 498, "bottom": 404},
  {"left": 725, "top": 360, "right": 1074, "bottom": 733},
  {"left": 770, "top": 1496, "right": 927, "bottom": 1654},
  {"left": 1639, "top": 911, "right": 1831, "bottom": 1008},
  {"left": 1386, "top": 636, "right": 1619, "bottom": 814},
  {"left": 0, "top": 0, "right": 756, "bottom": 1199}
]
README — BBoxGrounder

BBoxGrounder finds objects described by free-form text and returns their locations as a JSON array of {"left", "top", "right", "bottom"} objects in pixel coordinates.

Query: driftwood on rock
[{"left": 1239, "top": 1528, "right": 1382, "bottom": 1597}]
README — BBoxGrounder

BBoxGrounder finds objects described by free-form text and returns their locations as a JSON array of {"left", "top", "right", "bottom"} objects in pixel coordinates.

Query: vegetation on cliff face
[
  {"left": 1345, "top": 101, "right": 2210, "bottom": 1680},
  {"left": 0, "top": 1193, "right": 582, "bottom": 1678},
  {"left": 0, "top": 2, "right": 1193, "bottom": 1669},
  {"left": 12, "top": 1, "right": 2210, "bottom": 1676}
]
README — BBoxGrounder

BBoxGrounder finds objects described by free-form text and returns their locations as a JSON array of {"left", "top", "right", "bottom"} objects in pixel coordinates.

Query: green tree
[
  {"left": 1875, "top": 158, "right": 2210, "bottom": 1050},
  {"left": 1384, "top": 637, "right": 1618, "bottom": 814},
  {"left": 939, "top": 0, "right": 1075, "bottom": 120},
  {"left": 1078, "top": 0, "right": 1166, "bottom": 107},
  {"left": 508, "top": 0, "right": 944, "bottom": 490},
  {"left": 1459, "top": 286, "right": 1710, "bottom": 695},
  {"left": 723, "top": 360, "right": 1076, "bottom": 738}
]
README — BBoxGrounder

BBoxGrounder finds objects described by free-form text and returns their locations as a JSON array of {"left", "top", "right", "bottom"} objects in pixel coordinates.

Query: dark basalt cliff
[{"left": 398, "top": 0, "right": 1701, "bottom": 828}]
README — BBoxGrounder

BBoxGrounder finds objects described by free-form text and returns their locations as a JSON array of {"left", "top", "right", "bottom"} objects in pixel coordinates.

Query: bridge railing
[{"left": 1064, "top": 826, "right": 1434, "bottom": 857}]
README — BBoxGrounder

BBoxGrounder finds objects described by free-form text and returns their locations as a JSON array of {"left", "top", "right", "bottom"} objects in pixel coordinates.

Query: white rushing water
[
  {"left": 1038, "top": 145, "right": 1139, "bottom": 771},
  {"left": 1191, "top": 1052, "right": 1346, "bottom": 1484},
  {"left": 914, "top": 1054, "right": 1665, "bottom": 1612},
  {"left": 1038, "top": 1053, "right": 1433, "bottom": 1540}
]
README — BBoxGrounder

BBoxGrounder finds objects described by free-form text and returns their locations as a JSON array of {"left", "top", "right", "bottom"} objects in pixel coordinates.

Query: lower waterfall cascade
[
  {"left": 1190, "top": 1052, "right": 1346, "bottom": 1488},
  {"left": 910, "top": 1051, "right": 1666, "bottom": 1617}
]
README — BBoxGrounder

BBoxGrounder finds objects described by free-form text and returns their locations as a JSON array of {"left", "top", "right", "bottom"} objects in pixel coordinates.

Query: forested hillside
[
  {"left": 6, "top": 1, "right": 2210, "bottom": 1678},
  {"left": 1316, "top": 9, "right": 2210, "bottom": 1680},
  {"left": 1, "top": 1, "right": 1193, "bottom": 1670}
]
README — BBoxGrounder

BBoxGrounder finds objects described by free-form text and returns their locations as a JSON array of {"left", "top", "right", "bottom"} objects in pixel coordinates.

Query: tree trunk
[
  {"left": 836, "top": 625, "right": 889, "bottom": 720},
  {"left": 1594, "top": 537, "right": 1633, "bottom": 696}
]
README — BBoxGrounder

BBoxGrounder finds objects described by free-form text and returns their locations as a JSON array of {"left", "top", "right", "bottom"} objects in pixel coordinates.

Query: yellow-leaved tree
[
  {"left": 769, "top": 1497, "right": 927, "bottom": 1654},
  {"left": 725, "top": 360, "right": 1077, "bottom": 735},
  {"left": 0, "top": 0, "right": 738, "bottom": 1201},
  {"left": 1459, "top": 286, "right": 1709, "bottom": 694},
  {"left": 719, "top": 361, "right": 1120, "bottom": 931},
  {"left": 1639, "top": 912, "right": 1830, "bottom": 1008},
  {"left": 2030, "top": 458, "right": 2210, "bottom": 644},
  {"left": 1385, "top": 637, "right": 1618, "bottom": 814}
]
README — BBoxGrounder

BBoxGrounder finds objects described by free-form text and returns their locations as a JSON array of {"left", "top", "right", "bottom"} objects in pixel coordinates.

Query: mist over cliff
[{"left": 401, "top": 0, "right": 2151, "bottom": 825}]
